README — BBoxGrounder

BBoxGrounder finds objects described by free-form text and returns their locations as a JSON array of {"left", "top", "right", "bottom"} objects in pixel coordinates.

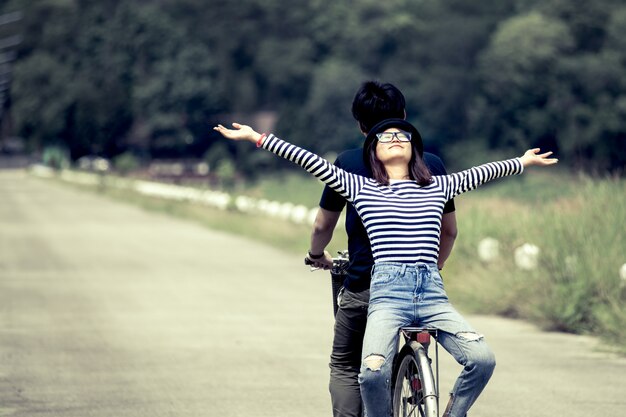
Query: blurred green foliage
[
  {"left": 113, "top": 151, "right": 140, "bottom": 175},
  {"left": 41, "top": 144, "right": 69, "bottom": 169},
  {"left": 1, "top": 0, "right": 625, "bottom": 174}
]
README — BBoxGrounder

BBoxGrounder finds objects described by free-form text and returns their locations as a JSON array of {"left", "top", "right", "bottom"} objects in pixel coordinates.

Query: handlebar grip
[{"left": 304, "top": 257, "right": 314, "bottom": 266}]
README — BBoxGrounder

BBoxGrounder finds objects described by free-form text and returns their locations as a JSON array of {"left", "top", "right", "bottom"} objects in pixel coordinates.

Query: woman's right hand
[
  {"left": 213, "top": 123, "right": 262, "bottom": 144},
  {"left": 520, "top": 148, "right": 559, "bottom": 167}
]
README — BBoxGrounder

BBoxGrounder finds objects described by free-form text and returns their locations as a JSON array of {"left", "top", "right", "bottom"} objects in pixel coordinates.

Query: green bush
[
  {"left": 42, "top": 146, "right": 70, "bottom": 170},
  {"left": 113, "top": 152, "right": 140, "bottom": 175}
]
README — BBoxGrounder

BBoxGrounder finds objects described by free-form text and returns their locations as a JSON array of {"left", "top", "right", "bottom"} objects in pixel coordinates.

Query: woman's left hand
[
  {"left": 214, "top": 123, "right": 261, "bottom": 144},
  {"left": 520, "top": 148, "right": 559, "bottom": 167}
]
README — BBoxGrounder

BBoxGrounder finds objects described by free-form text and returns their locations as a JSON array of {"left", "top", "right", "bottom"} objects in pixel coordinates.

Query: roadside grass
[
  {"left": 48, "top": 169, "right": 626, "bottom": 352},
  {"left": 237, "top": 170, "right": 326, "bottom": 206},
  {"left": 88, "top": 184, "right": 342, "bottom": 254},
  {"left": 55, "top": 173, "right": 349, "bottom": 258},
  {"left": 443, "top": 173, "right": 626, "bottom": 352}
]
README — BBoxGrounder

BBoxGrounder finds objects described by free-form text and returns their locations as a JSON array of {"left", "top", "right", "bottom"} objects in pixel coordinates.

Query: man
[{"left": 304, "top": 81, "right": 459, "bottom": 417}]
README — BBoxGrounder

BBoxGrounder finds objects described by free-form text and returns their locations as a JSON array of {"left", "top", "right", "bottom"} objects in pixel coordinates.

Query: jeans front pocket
[
  {"left": 370, "top": 271, "right": 398, "bottom": 286},
  {"left": 431, "top": 271, "right": 445, "bottom": 290},
  {"left": 423, "top": 269, "right": 449, "bottom": 303}
]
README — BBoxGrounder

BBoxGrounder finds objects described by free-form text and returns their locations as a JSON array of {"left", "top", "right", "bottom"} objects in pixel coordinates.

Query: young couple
[{"left": 214, "top": 81, "right": 557, "bottom": 417}]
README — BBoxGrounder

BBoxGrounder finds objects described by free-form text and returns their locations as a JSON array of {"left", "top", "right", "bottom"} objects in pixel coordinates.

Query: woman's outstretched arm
[
  {"left": 213, "top": 123, "right": 367, "bottom": 202},
  {"left": 441, "top": 148, "right": 558, "bottom": 200}
]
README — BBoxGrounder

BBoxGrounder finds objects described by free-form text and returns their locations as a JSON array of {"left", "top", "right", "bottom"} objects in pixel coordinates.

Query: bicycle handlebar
[{"left": 304, "top": 250, "right": 349, "bottom": 275}]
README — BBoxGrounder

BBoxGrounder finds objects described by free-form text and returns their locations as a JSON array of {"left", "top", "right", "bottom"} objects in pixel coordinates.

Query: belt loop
[{"left": 400, "top": 264, "right": 407, "bottom": 275}]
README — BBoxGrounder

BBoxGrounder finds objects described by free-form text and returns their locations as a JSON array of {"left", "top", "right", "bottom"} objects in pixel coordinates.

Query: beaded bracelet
[{"left": 256, "top": 133, "right": 267, "bottom": 148}]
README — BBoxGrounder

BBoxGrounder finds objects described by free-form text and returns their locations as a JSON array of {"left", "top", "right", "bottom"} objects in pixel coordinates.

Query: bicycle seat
[
  {"left": 400, "top": 326, "right": 437, "bottom": 335},
  {"left": 400, "top": 327, "right": 438, "bottom": 344}
]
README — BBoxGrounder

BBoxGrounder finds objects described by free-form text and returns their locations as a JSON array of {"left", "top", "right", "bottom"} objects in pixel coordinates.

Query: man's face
[{"left": 375, "top": 128, "right": 412, "bottom": 165}]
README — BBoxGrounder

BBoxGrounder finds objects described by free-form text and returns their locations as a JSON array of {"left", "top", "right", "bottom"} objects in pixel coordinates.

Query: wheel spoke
[{"left": 395, "top": 354, "right": 426, "bottom": 417}]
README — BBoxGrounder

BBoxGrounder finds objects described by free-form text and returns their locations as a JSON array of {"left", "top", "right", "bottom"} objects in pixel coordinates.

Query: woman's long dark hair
[{"left": 366, "top": 139, "right": 432, "bottom": 186}]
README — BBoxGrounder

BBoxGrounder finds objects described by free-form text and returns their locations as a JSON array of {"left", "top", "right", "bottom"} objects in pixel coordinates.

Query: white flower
[
  {"left": 195, "top": 162, "right": 209, "bottom": 176},
  {"left": 31, "top": 164, "right": 55, "bottom": 177},
  {"left": 477, "top": 237, "right": 500, "bottom": 262},
  {"left": 234, "top": 195, "right": 255, "bottom": 212},
  {"left": 264, "top": 200, "right": 281, "bottom": 218},
  {"left": 514, "top": 243, "right": 540, "bottom": 270},
  {"left": 92, "top": 157, "right": 110, "bottom": 172},
  {"left": 307, "top": 208, "right": 318, "bottom": 226},
  {"left": 201, "top": 190, "right": 230, "bottom": 210},
  {"left": 257, "top": 199, "right": 270, "bottom": 212},
  {"left": 278, "top": 202, "right": 294, "bottom": 220},
  {"left": 290, "top": 205, "right": 309, "bottom": 224}
]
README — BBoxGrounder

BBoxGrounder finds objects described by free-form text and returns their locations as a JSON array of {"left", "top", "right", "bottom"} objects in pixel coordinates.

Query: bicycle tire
[{"left": 393, "top": 341, "right": 438, "bottom": 417}]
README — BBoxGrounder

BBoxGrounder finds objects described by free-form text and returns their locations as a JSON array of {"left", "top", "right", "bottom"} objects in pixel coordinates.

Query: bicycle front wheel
[{"left": 393, "top": 341, "right": 438, "bottom": 417}]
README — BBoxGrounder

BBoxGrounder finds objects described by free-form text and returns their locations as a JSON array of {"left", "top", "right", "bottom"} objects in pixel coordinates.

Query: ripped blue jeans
[{"left": 358, "top": 263, "right": 496, "bottom": 417}]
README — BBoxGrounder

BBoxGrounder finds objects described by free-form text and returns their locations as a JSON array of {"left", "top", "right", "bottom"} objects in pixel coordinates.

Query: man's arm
[
  {"left": 307, "top": 208, "right": 341, "bottom": 270},
  {"left": 308, "top": 152, "right": 349, "bottom": 270},
  {"left": 438, "top": 212, "right": 458, "bottom": 271}
]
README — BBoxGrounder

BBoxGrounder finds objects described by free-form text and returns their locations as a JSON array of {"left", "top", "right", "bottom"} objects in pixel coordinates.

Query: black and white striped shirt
[{"left": 262, "top": 134, "right": 524, "bottom": 264}]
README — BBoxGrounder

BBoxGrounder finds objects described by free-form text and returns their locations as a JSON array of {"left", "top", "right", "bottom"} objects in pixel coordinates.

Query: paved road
[{"left": 1, "top": 170, "right": 625, "bottom": 417}]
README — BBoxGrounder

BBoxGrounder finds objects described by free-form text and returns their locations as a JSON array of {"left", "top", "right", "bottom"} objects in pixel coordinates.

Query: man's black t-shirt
[{"left": 319, "top": 148, "right": 455, "bottom": 292}]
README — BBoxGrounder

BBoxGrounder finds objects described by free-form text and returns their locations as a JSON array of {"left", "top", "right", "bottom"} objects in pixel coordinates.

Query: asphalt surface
[{"left": 1, "top": 169, "right": 625, "bottom": 417}]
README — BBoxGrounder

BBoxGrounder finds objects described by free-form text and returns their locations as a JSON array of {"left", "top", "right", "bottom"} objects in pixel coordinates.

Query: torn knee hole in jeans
[
  {"left": 456, "top": 331, "right": 483, "bottom": 341},
  {"left": 364, "top": 354, "right": 385, "bottom": 371}
]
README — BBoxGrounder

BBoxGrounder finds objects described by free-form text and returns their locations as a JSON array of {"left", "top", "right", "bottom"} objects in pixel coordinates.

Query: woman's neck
[{"left": 385, "top": 164, "right": 410, "bottom": 180}]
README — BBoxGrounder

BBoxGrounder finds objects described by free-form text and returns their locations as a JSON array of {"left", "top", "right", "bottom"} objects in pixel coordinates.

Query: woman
[{"left": 214, "top": 119, "right": 557, "bottom": 417}]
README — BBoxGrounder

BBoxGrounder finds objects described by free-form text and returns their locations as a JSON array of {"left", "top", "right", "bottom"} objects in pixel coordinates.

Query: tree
[
  {"left": 6, "top": 0, "right": 626, "bottom": 174},
  {"left": 11, "top": 52, "right": 74, "bottom": 152},
  {"left": 283, "top": 59, "right": 366, "bottom": 156},
  {"left": 379, "top": 0, "right": 521, "bottom": 148},
  {"left": 538, "top": 0, "right": 613, "bottom": 52},
  {"left": 472, "top": 12, "right": 574, "bottom": 150},
  {"left": 10, "top": 1, "right": 219, "bottom": 160},
  {"left": 473, "top": 7, "right": 626, "bottom": 172}
]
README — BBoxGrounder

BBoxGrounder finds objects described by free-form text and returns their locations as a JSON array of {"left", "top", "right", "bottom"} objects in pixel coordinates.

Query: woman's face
[{"left": 375, "top": 128, "right": 412, "bottom": 165}]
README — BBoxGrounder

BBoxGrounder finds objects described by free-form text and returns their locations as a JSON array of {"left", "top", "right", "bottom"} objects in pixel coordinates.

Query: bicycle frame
[
  {"left": 329, "top": 250, "right": 349, "bottom": 316},
  {"left": 395, "top": 327, "right": 440, "bottom": 417}
]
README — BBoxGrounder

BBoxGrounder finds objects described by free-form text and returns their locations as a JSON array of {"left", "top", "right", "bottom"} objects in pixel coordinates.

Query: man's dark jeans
[{"left": 329, "top": 287, "right": 369, "bottom": 417}]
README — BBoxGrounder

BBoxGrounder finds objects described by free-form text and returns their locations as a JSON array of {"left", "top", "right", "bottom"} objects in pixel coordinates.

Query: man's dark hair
[{"left": 351, "top": 81, "right": 406, "bottom": 134}]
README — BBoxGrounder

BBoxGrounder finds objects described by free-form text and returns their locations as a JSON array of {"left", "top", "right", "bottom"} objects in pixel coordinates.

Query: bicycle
[
  {"left": 305, "top": 251, "right": 440, "bottom": 417},
  {"left": 393, "top": 327, "right": 439, "bottom": 417}
]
